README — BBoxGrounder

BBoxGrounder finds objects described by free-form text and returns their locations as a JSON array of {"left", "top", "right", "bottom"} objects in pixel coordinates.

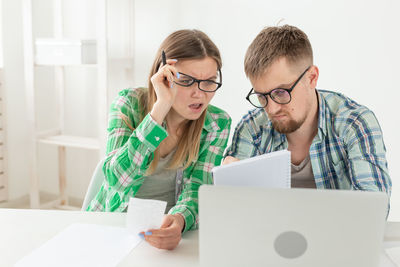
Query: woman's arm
[
  {"left": 88, "top": 89, "right": 168, "bottom": 212},
  {"left": 169, "top": 112, "right": 232, "bottom": 232}
]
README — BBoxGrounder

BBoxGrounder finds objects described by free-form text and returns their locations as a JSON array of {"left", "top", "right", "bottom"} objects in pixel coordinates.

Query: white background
[{"left": 1, "top": 0, "right": 400, "bottom": 219}]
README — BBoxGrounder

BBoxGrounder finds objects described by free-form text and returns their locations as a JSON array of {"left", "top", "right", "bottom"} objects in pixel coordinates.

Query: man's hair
[{"left": 244, "top": 25, "right": 313, "bottom": 79}]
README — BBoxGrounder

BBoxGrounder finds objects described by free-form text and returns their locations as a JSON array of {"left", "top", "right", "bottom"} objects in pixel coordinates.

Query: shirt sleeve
[
  {"left": 87, "top": 91, "right": 168, "bottom": 212},
  {"left": 344, "top": 110, "right": 391, "bottom": 195},
  {"left": 168, "top": 118, "right": 232, "bottom": 233},
  {"left": 225, "top": 115, "right": 259, "bottom": 159}
]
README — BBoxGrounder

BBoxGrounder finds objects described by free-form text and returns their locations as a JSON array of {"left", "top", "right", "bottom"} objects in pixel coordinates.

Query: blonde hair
[
  {"left": 124, "top": 29, "right": 222, "bottom": 174},
  {"left": 244, "top": 25, "right": 313, "bottom": 80}
]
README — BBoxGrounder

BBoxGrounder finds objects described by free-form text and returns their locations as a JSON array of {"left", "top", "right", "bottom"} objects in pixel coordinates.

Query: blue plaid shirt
[{"left": 226, "top": 89, "right": 391, "bottom": 196}]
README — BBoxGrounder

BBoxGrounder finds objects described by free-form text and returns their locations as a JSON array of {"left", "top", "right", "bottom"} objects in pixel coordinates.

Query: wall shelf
[{"left": 38, "top": 135, "right": 100, "bottom": 150}]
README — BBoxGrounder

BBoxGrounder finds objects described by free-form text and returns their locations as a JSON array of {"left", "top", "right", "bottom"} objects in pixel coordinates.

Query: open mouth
[{"left": 189, "top": 103, "right": 203, "bottom": 111}]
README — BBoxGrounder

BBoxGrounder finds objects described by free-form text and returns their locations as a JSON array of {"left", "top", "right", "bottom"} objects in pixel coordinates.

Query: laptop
[
  {"left": 199, "top": 185, "right": 388, "bottom": 267},
  {"left": 212, "top": 150, "right": 291, "bottom": 188}
]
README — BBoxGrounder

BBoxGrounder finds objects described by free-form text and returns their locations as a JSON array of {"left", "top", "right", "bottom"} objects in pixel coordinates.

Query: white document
[
  {"left": 213, "top": 150, "right": 291, "bottom": 188},
  {"left": 384, "top": 247, "right": 400, "bottom": 266},
  {"left": 126, "top": 197, "right": 167, "bottom": 235},
  {"left": 15, "top": 224, "right": 139, "bottom": 267},
  {"left": 15, "top": 198, "right": 167, "bottom": 267}
]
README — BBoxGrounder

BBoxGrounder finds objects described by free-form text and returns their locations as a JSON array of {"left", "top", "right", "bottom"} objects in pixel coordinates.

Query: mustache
[{"left": 269, "top": 112, "right": 288, "bottom": 117}]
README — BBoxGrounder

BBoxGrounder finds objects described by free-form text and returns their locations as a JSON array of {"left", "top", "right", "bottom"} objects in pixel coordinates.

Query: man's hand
[
  {"left": 140, "top": 214, "right": 185, "bottom": 250},
  {"left": 222, "top": 156, "right": 240, "bottom": 165}
]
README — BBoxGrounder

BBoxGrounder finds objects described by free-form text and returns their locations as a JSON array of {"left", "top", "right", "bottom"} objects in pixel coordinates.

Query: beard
[{"left": 270, "top": 114, "right": 306, "bottom": 134}]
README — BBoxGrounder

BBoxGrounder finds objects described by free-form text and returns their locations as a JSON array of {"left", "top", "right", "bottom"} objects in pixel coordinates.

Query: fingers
[
  {"left": 145, "top": 234, "right": 181, "bottom": 250},
  {"left": 160, "top": 215, "right": 174, "bottom": 228},
  {"left": 222, "top": 156, "right": 240, "bottom": 165},
  {"left": 139, "top": 215, "right": 183, "bottom": 250},
  {"left": 151, "top": 64, "right": 177, "bottom": 87},
  {"left": 158, "top": 59, "right": 179, "bottom": 84},
  {"left": 165, "top": 58, "right": 178, "bottom": 65},
  {"left": 145, "top": 225, "right": 176, "bottom": 238},
  {"left": 140, "top": 225, "right": 182, "bottom": 250},
  {"left": 162, "top": 65, "right": 177, "bottom": 86}
]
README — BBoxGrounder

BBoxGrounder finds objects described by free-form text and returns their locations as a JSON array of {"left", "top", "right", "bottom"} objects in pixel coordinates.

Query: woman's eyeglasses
[{"left": 174, "top": 70, "right": 222, "bottom": 93}]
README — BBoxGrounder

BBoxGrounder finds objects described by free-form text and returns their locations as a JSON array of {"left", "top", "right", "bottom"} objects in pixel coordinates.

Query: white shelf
[
  {"left": 35, "top": 38, "right": 97, "bottom": 65},
  {"left": 38, "top": 135, "right": 100, "bottom": 150}
]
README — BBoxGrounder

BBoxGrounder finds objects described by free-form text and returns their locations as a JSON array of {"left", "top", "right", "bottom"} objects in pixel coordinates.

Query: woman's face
[{"left": 169, "top": 57, "right": 219, "bottom": 122}]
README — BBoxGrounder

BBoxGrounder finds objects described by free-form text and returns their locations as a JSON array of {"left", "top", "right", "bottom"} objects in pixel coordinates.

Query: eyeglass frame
[
  {"left": 173, "top": 69, "right": 223, "bottom": 93},
  {"left": 246, "top": 66, "right": 311, "bottom": 108}
]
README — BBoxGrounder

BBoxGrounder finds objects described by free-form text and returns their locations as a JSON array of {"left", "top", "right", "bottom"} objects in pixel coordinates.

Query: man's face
[{"left": 251, "top": 57, "right": 315, "bottom": 134}]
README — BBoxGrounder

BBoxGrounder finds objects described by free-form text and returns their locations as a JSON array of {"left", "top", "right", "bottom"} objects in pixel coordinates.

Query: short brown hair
[{"left": 244, "top": 25, "right": 313, "bottom": 79}]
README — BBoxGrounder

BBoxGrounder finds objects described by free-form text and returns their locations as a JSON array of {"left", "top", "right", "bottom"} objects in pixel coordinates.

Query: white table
[
  {"left": 0, "top": 209, "right": 199, "bottom": 267},
  {"left": 1, "top": 208, "right": 399, "bottom": 267}
]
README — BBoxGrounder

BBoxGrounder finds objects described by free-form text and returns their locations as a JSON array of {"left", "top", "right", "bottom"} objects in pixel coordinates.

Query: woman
[{"left": 87, "top": 29, "right": 231, "bottom": 250}]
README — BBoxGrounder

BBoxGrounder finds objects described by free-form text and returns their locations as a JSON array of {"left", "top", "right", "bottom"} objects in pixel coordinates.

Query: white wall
[
  {"left": 2, "top": 0, "right": 399, "bottom": 220},
  {"left": 133, "top": 0, "right": 400, "bottom": 220},
  {"left": 2, "top": 0, "right": 134, "bottom": 201}
]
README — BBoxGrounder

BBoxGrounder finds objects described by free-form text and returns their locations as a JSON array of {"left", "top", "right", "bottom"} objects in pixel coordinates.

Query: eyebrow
[
  {"left": 181, "top": 72, "right": 217, "bottom": 80},
  {"left": 254, "top": 80, "right": 295, "bottom": 94}
]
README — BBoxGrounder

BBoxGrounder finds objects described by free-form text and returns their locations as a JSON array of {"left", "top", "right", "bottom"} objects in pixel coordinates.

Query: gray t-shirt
[
  {"left": 135, "top": 152, "right": 177, "bottom": 212},
  {"left": 291, "top": 154, "right": 316, "bottom": 188}
]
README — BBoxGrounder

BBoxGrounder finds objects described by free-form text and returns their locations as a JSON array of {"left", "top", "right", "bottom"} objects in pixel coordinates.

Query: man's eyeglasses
[
  {"left": 174, "top": 70, "right": 222, "bottom": 93},
  {"left": 246, "top": 66, "right": 311, "bottom": 108}
]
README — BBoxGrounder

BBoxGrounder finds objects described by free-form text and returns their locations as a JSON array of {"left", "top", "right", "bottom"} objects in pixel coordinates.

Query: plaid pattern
[
  {"left": 87, "top": 88, "right": 231, "bottom": 232},
  {"left": 226, "top": 89, "right": 391, "bottom": 196}
]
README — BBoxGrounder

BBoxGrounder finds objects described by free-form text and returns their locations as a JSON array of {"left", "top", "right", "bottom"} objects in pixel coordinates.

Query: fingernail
[
  {"left": 170, "top": 82, "right": 173, "bottom": 88},
  {"left": 177, "top": 72, "right": 180, "bottom": 79},
  {"left": 138, "top": 233, "right": 144, "bottom": 239},
  {"left": 171, "top": 59, "right": 178, "bottom": 62},
  {"left": 145, "top": 231, "right": 152, "bottom": 236}
]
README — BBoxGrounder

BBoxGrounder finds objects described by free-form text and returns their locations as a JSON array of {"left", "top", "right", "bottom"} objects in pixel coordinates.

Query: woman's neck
[{"left": 165, "top": 112, "right": 188, "bottom": 136}]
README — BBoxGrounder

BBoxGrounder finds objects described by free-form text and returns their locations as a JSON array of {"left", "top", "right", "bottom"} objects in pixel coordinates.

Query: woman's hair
[{"left": 125, "top": 29, "right": 222, "bottom": 174}]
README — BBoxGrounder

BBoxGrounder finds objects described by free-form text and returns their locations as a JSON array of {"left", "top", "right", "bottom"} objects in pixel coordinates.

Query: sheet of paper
[
  {"left": 385, "top": 247, "right": 400, "bottom": 266},
  {"left": 15, "top": 223, "right": 140, "bottom": 267},
  {"left": 126, "top": 197, "right": 167, "bottom": 235},
  {"left": 212, "top": 150, "right": 291, "bottom": 188},
  {"left": 15, "top": 198, "right": 167, "bottom": 267},
  {"left": 380, "top": 250, "right": 398, "bottom": 267}
]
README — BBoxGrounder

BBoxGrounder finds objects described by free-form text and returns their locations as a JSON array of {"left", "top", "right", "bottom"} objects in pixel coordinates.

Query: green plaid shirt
[
  {"left": 87, "top": 88, "right": 231, "bottom": 232},
  {"left": 226, "top": 89, "right": 391, "bottom": 196}
]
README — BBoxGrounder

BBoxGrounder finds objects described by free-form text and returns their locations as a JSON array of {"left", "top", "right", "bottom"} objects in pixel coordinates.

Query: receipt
[{"left": 126, "top": 197, "right": 167, "bottom": 234}]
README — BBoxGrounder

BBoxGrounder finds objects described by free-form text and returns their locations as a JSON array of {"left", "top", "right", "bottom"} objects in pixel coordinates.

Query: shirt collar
[
  {"left": 203, "top": 108, "right": 220, "bottom": 133},
  {"left": 316, "top": 89, "right": 328, "bottom": 139}
]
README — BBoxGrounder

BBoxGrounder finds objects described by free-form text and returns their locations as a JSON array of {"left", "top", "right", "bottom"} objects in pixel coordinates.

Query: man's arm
[{"left": 344, "top": 110, "right": 391, "bottom": 195}]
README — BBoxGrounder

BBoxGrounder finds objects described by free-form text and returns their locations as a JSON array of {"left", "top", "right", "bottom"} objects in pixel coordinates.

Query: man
[{"left": 225, "top": 25, "right": 391, "bottom": 196}]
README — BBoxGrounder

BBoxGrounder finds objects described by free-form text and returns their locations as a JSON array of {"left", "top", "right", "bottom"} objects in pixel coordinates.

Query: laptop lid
[
  {"left": 212, "top": 150, "right": 291, "bottom": 188},
  {"left": 199, "top": 185, "right": 388, "bottom": 267}
]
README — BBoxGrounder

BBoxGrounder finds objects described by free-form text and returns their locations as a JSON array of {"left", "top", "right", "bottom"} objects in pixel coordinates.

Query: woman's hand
[
  {"left": 140, "top": 214, "right": 185, "bottom": 250},
  {"left": 150, "top": 59, "right": 179, "bottom": 125}
]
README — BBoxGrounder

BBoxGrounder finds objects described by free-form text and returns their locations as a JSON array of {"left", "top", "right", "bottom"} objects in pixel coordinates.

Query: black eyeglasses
[
  {"left": 173, "top": 70, "right": 222, "bottom": 93},
  {"left": 246, "top": 66, "right": 311, "bottom": 108}
]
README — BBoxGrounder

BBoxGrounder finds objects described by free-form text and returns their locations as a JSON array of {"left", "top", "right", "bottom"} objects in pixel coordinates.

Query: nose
[
  {"left": 191, "top": 83, "right": 205, "bottom": 98},
  {"left": 265, "top": 96, "right": 281, "bottom": 115}
]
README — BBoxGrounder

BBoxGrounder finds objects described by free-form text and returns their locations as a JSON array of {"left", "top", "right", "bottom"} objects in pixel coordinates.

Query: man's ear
[{"left": 308, "top": 65, "right": 319, "bottom": 89}]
